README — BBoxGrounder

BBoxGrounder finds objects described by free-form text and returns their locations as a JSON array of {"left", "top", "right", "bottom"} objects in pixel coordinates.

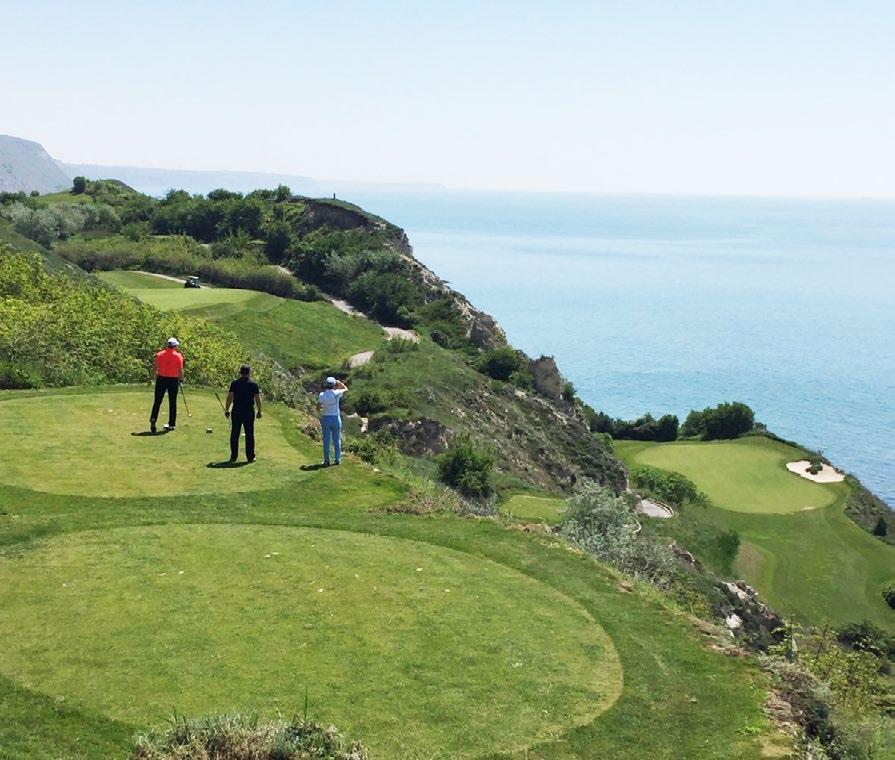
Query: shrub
[
  {"left": 612, "top": 412, "right": 679, "bottom": 442},
  {"left": 681, "top": 401, "right": 754, "bottom": 440},
  {"left": 479, "top": 346, "right": 525, "bottom": 381},
  {"left": 347, "top": 430, "right": 398, "bottom": 465},
  {"left": 629, "top": 465, "right": 704, "bottom": 508},
  {"left": 562, "top": 481, "right": 681, "bottom": 588},
  {"left": 72, "top": 176, "right": 88, "bottom": 194},
  {"left": 437, "top": 435, "right": 495, "bottom": 498},
  {"left": 884, "top": 585, "right": 895, "bottom": 610},
  {"left": 132, "top": 714, "right": 367, "bottom": 759}
]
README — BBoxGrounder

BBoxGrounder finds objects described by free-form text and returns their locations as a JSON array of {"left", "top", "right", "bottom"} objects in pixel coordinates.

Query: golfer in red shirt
[{"left": 149, "top": 337, "right": 184, "bottom": 433}]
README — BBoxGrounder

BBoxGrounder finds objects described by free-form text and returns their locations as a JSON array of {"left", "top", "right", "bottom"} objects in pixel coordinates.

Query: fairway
[
  {"left": 504, "top": 493, "right": 567, "bottom": 524},
  {"left": 0, "top": 390, "right": 314, "bottom": 497},
  {"left": 631, "top": 437, "right": 836, "bottom": 513},
  {"left": 104, "top": 271, "right": 386, "bottom": 369},
  {"left": 0, "top": 524, "right": 621, "bottom": 758},
  {"left": 97, "top": 270, "right": 182, "bottom": 289},
  {"left": 615, "top": 437, "right": 894, "bottom": 628}
]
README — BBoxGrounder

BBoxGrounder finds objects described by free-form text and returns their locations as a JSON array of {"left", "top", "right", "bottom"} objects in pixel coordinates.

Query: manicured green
[
  {"left": 504, "top": 493, "right": 567, "bottom": 524},
  {"left": 0, "top": 387, "right": 783, "bottom": 758},
  {"left": 0, "top": 390, "right": 315, "bottom": 497},
  {"left": 110, "top": 273, "right": 386, "bottom": 370},
  {"left": 622, "top": 437, "right": 835, "bottom": 513},
  {"left": 97, "top": 270, "right": 182, "bottom": 289},
  {"left": 128, "top": 286, "right": 264, "bottom": 313},
  {"left": 615, "top": 437, "right": 895, "bottom": 629},
  {"left": 0, "top": 524, "right": 620, "bottom": 758}
]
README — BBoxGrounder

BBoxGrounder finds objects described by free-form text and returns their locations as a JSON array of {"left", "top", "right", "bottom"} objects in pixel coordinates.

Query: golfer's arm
[
  {"left": 254, "top": 394, "right": 262, "bottom": 414},
  {"left": 335, "top": 380, "right": 347, "bottom": 390},
  {"left": 225, "top": 392, "right": 234, "bottom": 412}
]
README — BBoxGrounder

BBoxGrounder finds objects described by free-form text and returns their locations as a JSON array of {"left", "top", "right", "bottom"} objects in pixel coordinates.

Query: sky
[{"left": 2, "top": 0, "right": 893, "bottom": 196}]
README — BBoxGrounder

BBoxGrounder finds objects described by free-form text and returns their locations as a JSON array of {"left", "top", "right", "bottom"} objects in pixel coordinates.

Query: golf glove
[
  {"left": 224, "top": 411, "right": 230, "bottom": 419},
  {"left": 256, "top": 411, "right": 262, "bottom": 419}
]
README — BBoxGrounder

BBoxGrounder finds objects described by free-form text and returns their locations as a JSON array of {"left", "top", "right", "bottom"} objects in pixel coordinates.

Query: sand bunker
[
  {"left": 786, "top": 461, "right": 845, "bottom": 483},
  {"left": 636, "top": 498, "right": 674, "bottom": 518}
]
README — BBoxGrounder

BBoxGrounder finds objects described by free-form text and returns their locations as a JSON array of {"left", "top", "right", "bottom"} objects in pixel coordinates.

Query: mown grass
[
  {"left": 0, "top": 389, "right": 315, "bottom": 497},
  {"left": 109, "top": 272, "right": 386, "bottom": 370},
  {"left": 503, "top": 493, "right": 567, "bottom": 524},
  {"left": 615, "top": 437, "right": 895, "bottom": 629},
  {"left": 0, "top": 386, "right": 783, "bottom": 759},
  {"left": 621, "top": 437, "right": 835, "bottom": 514},
  {"left": 97, "top": 270, "right": 183, "bottom": 289}
]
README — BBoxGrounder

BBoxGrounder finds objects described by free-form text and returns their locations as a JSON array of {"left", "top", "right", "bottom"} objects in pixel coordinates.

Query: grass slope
[
  {"left": 97, "top": 270, "right": 182, "bottom": 289},
  {"left": 616, "top": 437, "right": 894, "bottom": 628},
  {"left": 0, "top": 386, "right": 783, "bottom": 759},
  {"left": 504, "top": 493, "right": 567, "bottom": 524},
  {"left": 106, "top": 272, "right": 386, "bottom": 371}
]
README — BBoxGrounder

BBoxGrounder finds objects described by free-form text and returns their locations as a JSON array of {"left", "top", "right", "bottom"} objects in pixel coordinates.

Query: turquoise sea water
[{"left": 350, "top": 192, "right": 895, "bottom": 507}]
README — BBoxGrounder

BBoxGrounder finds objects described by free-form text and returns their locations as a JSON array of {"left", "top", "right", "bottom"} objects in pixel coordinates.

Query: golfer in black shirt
[{"left": 224, "top": 365, "right": 262, "bottom": 462}]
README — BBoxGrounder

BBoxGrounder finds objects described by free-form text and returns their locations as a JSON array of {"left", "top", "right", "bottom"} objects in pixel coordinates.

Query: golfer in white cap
[
  {"left": 317, "top": 376, "right": 347, "bottom": 465},
  {"left": 148, "top": 337, "right": 183, "bottom": 433}
]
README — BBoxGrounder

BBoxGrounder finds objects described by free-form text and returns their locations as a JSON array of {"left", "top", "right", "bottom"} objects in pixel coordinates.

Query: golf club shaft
[
  {"left": 214, "top": 391, "right": 226, "bottom": 412},
  {"left": 180, "top": 381, "right": 192, "bottom": 417}
]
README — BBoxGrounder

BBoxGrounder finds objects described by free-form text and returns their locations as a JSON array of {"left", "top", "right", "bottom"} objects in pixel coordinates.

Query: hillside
[
  {"left": 2, "top": 182, "right": 892, "bottom": 757},
  {"left": 0, "top": 135, "right": 71, "bottom": 193}
]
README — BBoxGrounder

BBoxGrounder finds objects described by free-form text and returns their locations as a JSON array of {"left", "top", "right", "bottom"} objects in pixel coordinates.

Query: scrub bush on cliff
[{"left": 437, "top": 435, "right": 495, "bottom": 498}]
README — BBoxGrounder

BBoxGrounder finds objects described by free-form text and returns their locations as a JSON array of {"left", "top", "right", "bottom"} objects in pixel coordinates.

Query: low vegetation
[
  {"left": 681, "top": 401, "right": 755, "bottom": 440},
  {"left": 133, "top": 714, "right": 368, "bottom": 760}
]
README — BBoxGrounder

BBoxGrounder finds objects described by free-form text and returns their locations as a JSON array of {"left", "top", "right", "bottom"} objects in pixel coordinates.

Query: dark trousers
[
  {"left": 150, "top": 376, "right": 179, "bottom": 427},
  {"left": 230, "top": 409, "right": 255, "bottom": 461}
]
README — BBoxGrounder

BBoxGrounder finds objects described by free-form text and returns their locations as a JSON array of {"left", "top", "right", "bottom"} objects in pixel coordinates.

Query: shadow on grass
[
  {"left": 206, "top": 460, "right": 251, "bottom": 469},
  {"left": 300, "top": 463, "right": 330, "bottom": 471},
  {"left": 131, "top": 430, "right": 170, "bottom": 437}
]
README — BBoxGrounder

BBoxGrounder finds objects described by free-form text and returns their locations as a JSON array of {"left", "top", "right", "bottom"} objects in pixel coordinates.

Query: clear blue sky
[{"left": 2, "top": 0, "right": 893, "bottom": 196}]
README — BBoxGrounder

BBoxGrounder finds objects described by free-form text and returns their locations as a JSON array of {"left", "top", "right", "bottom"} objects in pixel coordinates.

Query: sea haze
[{"left": 348, "top": 191, "right": 895, "bottom": 507}]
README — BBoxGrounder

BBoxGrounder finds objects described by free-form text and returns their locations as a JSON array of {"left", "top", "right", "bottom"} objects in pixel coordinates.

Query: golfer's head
[
  {"left": 167, "top": 337, "right": 179, "bottom": 348},
  {"left": 324, "top": 376, "right": 336, "bottom": 388},
  {"left": 240, "top": 364, "right": 251, "bottom": 377}
]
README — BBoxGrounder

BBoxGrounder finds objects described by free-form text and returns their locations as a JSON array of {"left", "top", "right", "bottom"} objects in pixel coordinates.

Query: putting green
[
  {"left": 0, "top": 391, "right": 312, "bottom": 497},
  {"left": 630, "top": 437, "right": 836, "bottom": 513},
  {"left": 0, "top": 524, "right": 622, "bottom": 758}
]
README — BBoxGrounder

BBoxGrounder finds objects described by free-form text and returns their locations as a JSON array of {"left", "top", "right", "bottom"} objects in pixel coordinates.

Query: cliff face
[{"left": 0, "top": 135, "right": 71, "bottom": 193}]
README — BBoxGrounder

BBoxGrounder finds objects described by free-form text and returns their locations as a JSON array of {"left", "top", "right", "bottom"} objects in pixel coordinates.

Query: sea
[{"left": 346, "top": 191, "right": 895, "bottom": 507}]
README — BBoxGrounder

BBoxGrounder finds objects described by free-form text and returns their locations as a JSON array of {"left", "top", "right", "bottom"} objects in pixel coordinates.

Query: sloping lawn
[{"left": 0, "top": 387, "right": 784, "bottom": 758}]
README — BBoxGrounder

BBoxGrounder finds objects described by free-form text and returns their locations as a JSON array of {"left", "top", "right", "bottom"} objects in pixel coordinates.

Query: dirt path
[
  {"left": 348, "top": 350, "right": 375, "bottom": 368},
  {"left": 138, "top": 271, "right": 186, "bottom": 285}
]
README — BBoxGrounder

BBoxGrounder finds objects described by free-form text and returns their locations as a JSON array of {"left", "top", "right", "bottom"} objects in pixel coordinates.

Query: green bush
[
  {"left": 479, "top": 346, "right": 525, "bottom": 381},
  {"left": 0, "top": 249, "right": 304, "bottom": 406},
  {"left": 612, "top": 412, "right": 679, "bottom": 442},
  {"left": 562, "top": 482, "right": 681, "bottom": 588},
  {"left": 347, "top": 430, "right": 398, "bottom": 465},
  {"left": 681, "top": 401, "right": 754, "bottom": 440},
  {"left": 629, "top": 465, "right": 705, "bottom": 508},
  {"left": 437, "top": 435, "right": 495, "bottom": 498},
  {"left": 884, "top": 585, "right": 895, "bottom": 610},
  {"left": 132, "top": 714, "right": 367, "bottom": 759}
]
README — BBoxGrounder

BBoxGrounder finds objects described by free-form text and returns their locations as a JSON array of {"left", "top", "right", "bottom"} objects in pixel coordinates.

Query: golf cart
[{"left": 184, "top": 275, "right": 201, "bottom": 289}]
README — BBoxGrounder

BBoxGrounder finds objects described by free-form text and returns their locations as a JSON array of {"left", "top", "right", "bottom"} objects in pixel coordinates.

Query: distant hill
[
  {"left": 60, "top": 162, "right": 444, "bottom": 198},
  {"left": 0, "top": 135, "right": 71, "bottom": 193}
]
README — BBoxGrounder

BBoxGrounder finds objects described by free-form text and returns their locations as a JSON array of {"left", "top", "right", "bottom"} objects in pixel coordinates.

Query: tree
[
  {"left": 682, "top": 402, "right": 754, "bottom": 440},
  {"left": 72, "top": 176, "right": 88, "bottom": 194},
  {"left": 274, "top": 184, "right": 292, "bottom": 202}
]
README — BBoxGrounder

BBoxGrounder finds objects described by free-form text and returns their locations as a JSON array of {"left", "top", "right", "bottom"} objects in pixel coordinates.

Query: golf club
[
  {"left": 180, "top": 382, "right": 192, "bottom": 418},
  {"left": 214, "top": 391, "right": 226, "bottom": 413}
]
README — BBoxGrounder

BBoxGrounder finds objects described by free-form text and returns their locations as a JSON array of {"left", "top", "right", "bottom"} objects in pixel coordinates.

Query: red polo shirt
[{"left": 155, "top": 348, "right": 184, "bottom": 378}]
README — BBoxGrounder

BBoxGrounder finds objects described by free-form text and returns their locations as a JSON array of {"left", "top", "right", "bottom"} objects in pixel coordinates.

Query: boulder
[
  {"left": 369, "top": 417, "right": 453, "bottom": 457},
  {"left": 529, "top": 356, "right": 563, "bottom": 401}
]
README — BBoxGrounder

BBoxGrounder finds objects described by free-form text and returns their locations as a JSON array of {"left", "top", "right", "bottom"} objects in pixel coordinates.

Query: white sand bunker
[
  {"left": 636, "top": 498, "right": 674, "bottom": 518},
  {"left": 786, "top": 461, "right": 845, "bottom": 483}
]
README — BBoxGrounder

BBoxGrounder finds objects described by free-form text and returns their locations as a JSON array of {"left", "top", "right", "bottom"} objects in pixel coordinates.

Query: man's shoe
[
  {"left": 247, "top": 457, "right": 256, "bottom": 463},
  {"left": 164, "top": 424, "right": 175, "bottom": 431},
  {"left": 322, "top": 461, "right": 331, "bottom": 467},
  {"left": 334, "top": 460, "right": 341, "bottom": 466},
  {"left": 228, "top": 458, "right": 237, "bottom": 463},
  {"left": 150, "top": 422, "right": 157, "bottom": 434}
]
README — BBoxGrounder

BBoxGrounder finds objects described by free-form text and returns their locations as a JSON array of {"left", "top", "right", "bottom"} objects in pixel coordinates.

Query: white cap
[
  {"left": 167, "top": 337, "right": 180, "bottom": 347},
  {"left": 325, "top": 376, "right": 336, "bottom": 387}
]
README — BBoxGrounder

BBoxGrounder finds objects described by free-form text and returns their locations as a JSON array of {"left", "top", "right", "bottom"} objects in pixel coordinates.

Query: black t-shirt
[{"left": 229, "top": 377, "right": 260, "bottom": 413}]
